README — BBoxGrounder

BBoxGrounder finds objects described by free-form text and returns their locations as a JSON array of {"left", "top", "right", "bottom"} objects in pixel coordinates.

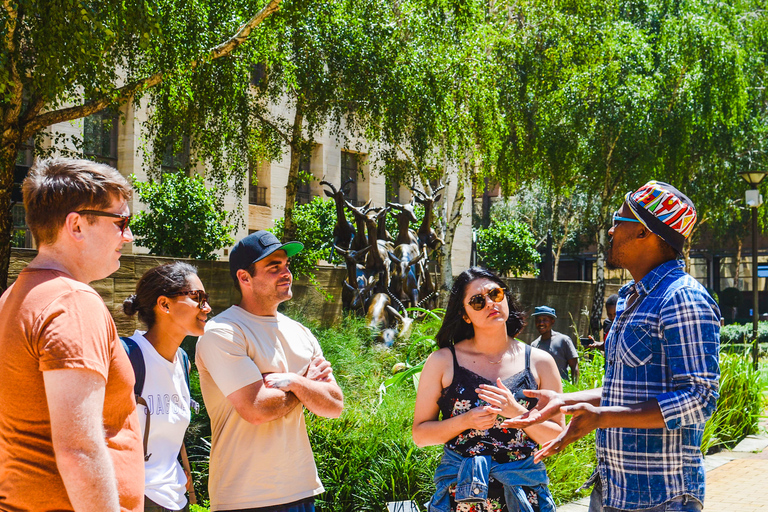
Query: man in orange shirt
[{"left": 0, "top": 158, "right": 144, "bottom": 511}]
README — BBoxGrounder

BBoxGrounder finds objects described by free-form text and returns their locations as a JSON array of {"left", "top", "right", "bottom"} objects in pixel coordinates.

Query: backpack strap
[
  {"left": 176, "top": 347, "right": 200, "bottom": 414},
  {"left": 120, "top": 336, "right": 152, "bottom": 462}
]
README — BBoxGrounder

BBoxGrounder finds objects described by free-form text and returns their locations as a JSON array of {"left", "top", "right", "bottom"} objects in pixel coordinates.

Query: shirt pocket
[{"left": 615, "top": 323, "right": 653, "bottom": 367}]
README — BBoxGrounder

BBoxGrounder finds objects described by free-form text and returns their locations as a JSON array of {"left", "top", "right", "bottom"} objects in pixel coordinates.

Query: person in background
[
  {"left": 196, "top": 230, "right": 343, "bottom": 512},
  {"left": 123, "top": 262, "right": 213, "bottom": 512},
  {"left": 0, "top": 158, "right": 143, "bottom": 511},
  {"left": 413, "top": 267, "right": 564, "bottom": 512},
  {"left": 530, "top": 306, "right": 579, "bottom": 383},
  {"left": 588, "top": 294, "right": 619, "bottom": 352},
  {"left": 505, "top": 181, "right": 720, "bottom": 512},
  {"left": 602, "top": 294, "right": 619, "bottom": 341}
]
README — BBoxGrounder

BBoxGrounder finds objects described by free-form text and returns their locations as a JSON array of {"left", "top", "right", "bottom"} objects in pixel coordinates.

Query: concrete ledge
[{"left": 731, "top": 435, "right": 768, "bottom": 453}]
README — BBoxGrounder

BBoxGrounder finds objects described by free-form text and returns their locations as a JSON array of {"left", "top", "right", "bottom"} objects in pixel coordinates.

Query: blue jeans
[
  {"left": 589, "top": 485, "right": 702, "bottom": 512},
  {"left": 430, "top": 447, "right": 556, "bottom": 512}
]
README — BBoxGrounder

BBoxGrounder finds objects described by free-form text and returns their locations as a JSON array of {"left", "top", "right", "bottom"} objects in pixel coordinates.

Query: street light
[{"left": 739, "top": 170, "right": 767, "bottom": 370}]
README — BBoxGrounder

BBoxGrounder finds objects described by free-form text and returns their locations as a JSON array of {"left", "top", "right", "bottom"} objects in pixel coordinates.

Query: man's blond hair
[{"left": 22, "top": 158, "right": 132, "bottom": 246}]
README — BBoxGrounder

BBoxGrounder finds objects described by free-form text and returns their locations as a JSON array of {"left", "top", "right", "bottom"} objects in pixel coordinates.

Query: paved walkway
[{"left": 558, "top": 415, "right": 768, "bottom": 511}]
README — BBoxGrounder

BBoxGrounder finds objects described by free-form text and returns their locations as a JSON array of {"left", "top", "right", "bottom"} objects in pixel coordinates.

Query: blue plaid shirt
[{"left": 598, "top": 259, "right": 720, "bottom": 510}]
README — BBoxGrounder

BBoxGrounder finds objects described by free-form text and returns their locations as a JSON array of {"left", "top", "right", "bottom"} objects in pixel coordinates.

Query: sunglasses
[
  {"left": 466, "top": 286, "right": 507, "bottom": 311},
  {"left": 612, "top": 211, "right": 641, "bottom": 225},
  {"left": 76, "top": 209, "right": 132, "bottom": 235},
  {"left": 167, "top": 290, "right": 210, "bottom": 310}
]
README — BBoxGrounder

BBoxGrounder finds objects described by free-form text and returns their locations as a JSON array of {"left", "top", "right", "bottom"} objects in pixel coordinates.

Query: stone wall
[
  {"left": 503, "top": 277, "right": 622, "bottom": 343},
  {"left": 8, "top": 249, "right": 620, "bottom": 340}
]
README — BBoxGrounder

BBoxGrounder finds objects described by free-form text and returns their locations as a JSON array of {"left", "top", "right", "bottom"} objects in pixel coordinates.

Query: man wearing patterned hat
[{"left": 504, "top": 182, "right": 720, "bottom": 512}]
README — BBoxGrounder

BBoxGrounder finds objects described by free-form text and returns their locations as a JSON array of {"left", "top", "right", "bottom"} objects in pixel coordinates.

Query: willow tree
[
  {"left": 487, "top": 0, "right": 754, "bottom": 335},
  {"left": 0, "top": 0, "right": 284, "bottom": 290}
]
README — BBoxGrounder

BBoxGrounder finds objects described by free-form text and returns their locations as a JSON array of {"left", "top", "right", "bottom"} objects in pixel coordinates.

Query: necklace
[{"left": 487, "top": 349, "right": 507, "bottom": 364}]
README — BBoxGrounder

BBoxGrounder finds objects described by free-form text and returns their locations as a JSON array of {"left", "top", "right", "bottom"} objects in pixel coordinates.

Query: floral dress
[{"left": 436, "top": 344, "right": 541, "bottom": 512}]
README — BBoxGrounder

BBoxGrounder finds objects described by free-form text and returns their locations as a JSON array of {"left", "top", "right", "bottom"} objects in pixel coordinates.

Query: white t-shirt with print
[
  {"left": 131, "top": 331, "right": 191, "bottom": 510},
  {"left": 195, "top": 307, "right": 324, "bottom": 511}
]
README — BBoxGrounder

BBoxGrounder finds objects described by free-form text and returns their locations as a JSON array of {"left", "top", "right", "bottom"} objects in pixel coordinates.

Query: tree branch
[
  {"left": 253, "top": 110, "right": 292, "bottom": 146},
  {"left": 23, "top": 0, "right": 282, "bottom": 139}
]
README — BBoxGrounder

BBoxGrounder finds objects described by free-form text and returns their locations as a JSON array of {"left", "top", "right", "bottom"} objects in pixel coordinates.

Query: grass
[
  {"left": 183, "top": 311, "right": 768, "bottom": 511},
  {"left": 702, "top": 350, "right": 768, "bottom": 453}
]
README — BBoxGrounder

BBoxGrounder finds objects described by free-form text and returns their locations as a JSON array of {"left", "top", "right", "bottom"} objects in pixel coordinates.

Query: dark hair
[
  {"left": 232, "top": 261, "right": 256, "bottom": 294},
  {"left": 23, "top": 158, "right": 132, "bottom": 246},
  {"left": 123, "top": 262, "right": 199, "bottom": 329},
  {"left": 605, "top": 294, "right": 619, "bottom": 307},
  {"left": 435, "top": 267, "right": 524, "bottom": 348}
]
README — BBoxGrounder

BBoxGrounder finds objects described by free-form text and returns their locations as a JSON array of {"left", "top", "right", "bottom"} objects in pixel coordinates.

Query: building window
[
  {"left": 249, "top": 163, "right": 268, "bottom": 206},
  {"left": 249, "top": 186, "right": 267, "bottom": 206},
  {"left": 296, "top": 157, "right": 312, "bottom": 205},
  {"left": 386, "top": 177, "right": 400, "bottom": 204},
  {"left": 341, "top": 151, "right": 359, "bottom": 205},
  {"left": 12, "top": 138, "right": 34, "bottom": 248},
  {"left": 161, "top": 136, "right": 190, "bottom": 175},
  {"left": 13, "top": 138, "right": 33, "bottom": 203},
  {"left": 250, "top": 62, "right": 268, "bottom": 88},
  {"left": 84, "top": 109, "right": 118, "bottom": 167}
]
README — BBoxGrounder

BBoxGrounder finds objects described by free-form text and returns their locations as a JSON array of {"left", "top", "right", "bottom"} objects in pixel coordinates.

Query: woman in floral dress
[{"left": 413, "top": 267, "right": 565, "bottom": 512}]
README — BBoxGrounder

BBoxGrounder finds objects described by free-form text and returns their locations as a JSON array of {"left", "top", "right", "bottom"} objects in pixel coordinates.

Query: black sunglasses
[
  {"left": 167, "top": 290, "right": 210, "bottom": 310},
  {"left": 76, "top": 209, "right": 132, "bottom": 235},
  {"left": 466, "top": 286, "right": 507, "bottom": 311}
]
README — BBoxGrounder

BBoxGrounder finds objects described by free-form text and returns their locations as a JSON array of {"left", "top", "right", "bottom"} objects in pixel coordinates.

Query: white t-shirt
[
  {"left": 130, "top": 331, "right": 191, "bottom": 510},
  {"left": 195, "top": 307, "right": 324, "bottom": 511}
]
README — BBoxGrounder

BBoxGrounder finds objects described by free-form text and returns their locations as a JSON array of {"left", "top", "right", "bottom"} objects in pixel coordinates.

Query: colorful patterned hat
[{"left": 625, "top": 181, "right": 697, "bottom": 255}]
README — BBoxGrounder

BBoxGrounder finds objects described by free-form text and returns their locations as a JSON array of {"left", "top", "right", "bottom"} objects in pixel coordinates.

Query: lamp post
[{"left": 739, "top": 170, "right": 767, "bottom": 370}]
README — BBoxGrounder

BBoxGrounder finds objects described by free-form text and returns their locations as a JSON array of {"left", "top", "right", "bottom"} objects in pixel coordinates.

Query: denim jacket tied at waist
[{"left": 429, "top": 447, "right": 556, "bottom": 512}]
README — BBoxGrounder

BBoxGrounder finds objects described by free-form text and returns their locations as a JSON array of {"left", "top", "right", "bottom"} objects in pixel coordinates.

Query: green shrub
[
  {"left": 720, "top": 321, "right": 768, "bottom": 345},
  {"left": 475, "top": 220, "right": 541, "bottom": 277},
  {"left": 130, "top": 173, "right": 235, "bottom": 259},
  {"left": 271, "top": 197, "right": 339, "bottom": 281}
]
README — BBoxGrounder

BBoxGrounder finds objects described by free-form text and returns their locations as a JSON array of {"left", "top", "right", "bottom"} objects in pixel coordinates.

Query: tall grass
[
  {"left": 702, "top": 351, "right": 768, "bottom": 453},
  {"left": 308, "top": 312, "right": 442, "bottom": 511},
  {"left": 183, "top": 311, "right": 768, "bottom": 511}
]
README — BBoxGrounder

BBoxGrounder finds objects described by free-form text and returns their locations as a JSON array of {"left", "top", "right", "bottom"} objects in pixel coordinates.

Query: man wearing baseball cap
[
  {"left": 196, "top": 231, "right": 344, "bottom": 512},
  {"left": 530, "top": 306, "right": 579, "bottom": 383},
  {"left": 505, "top": 182, "right": 720, "bottom": 512}
]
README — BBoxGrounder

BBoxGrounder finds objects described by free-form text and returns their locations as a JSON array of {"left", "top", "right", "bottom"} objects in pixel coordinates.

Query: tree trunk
[
  {"left": 481, "top": 177, "right": 491, "bottom": 229},
  {"left": 439, "top": 177, "right": 466, "bottom": 299},
  {"left": 589, "top": 204, "right": 611, "bottom": 338},
  {"left": 554, "top": 239, "right": 565, "bottom": 282},
  {"left": 0, "top": 124, "right": 23, "bottom": 292},
  {"left": 734, "top": 238, "right": 742, "bottom": 288},
  {"left": 282, "top": 101, "right": 305, "bottom": 243}
]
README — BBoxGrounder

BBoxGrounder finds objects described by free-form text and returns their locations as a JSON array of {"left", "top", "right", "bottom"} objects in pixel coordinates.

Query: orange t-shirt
[{"left": 0, "top": 268, "right": 144, "bottom": 511}]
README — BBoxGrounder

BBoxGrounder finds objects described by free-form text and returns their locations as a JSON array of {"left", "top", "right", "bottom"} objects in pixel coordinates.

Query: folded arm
[
  {"left": 263, "top": 377, "right": 343, "bottom": 420},
  {"left": 228, "top": 380, "right": 301, "bottom": 425}
]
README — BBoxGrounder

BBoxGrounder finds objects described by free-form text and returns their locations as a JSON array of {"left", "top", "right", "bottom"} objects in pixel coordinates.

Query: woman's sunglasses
[
  {"left": 466, "top": 286, "right": 507, "bottom": 311},
  {"left": 168, "top": 290, "right": 210, "bottom": 310}
]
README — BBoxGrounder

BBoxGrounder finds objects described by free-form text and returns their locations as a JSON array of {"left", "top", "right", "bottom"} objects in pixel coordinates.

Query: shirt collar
[{"left": 618, "top": 259, "right": 684, "bottom": 299}]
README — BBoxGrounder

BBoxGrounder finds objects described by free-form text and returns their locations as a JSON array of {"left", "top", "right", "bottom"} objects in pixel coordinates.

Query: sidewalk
[{"left": 558, "top": 415, "right": 768, "bottom": 511}]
